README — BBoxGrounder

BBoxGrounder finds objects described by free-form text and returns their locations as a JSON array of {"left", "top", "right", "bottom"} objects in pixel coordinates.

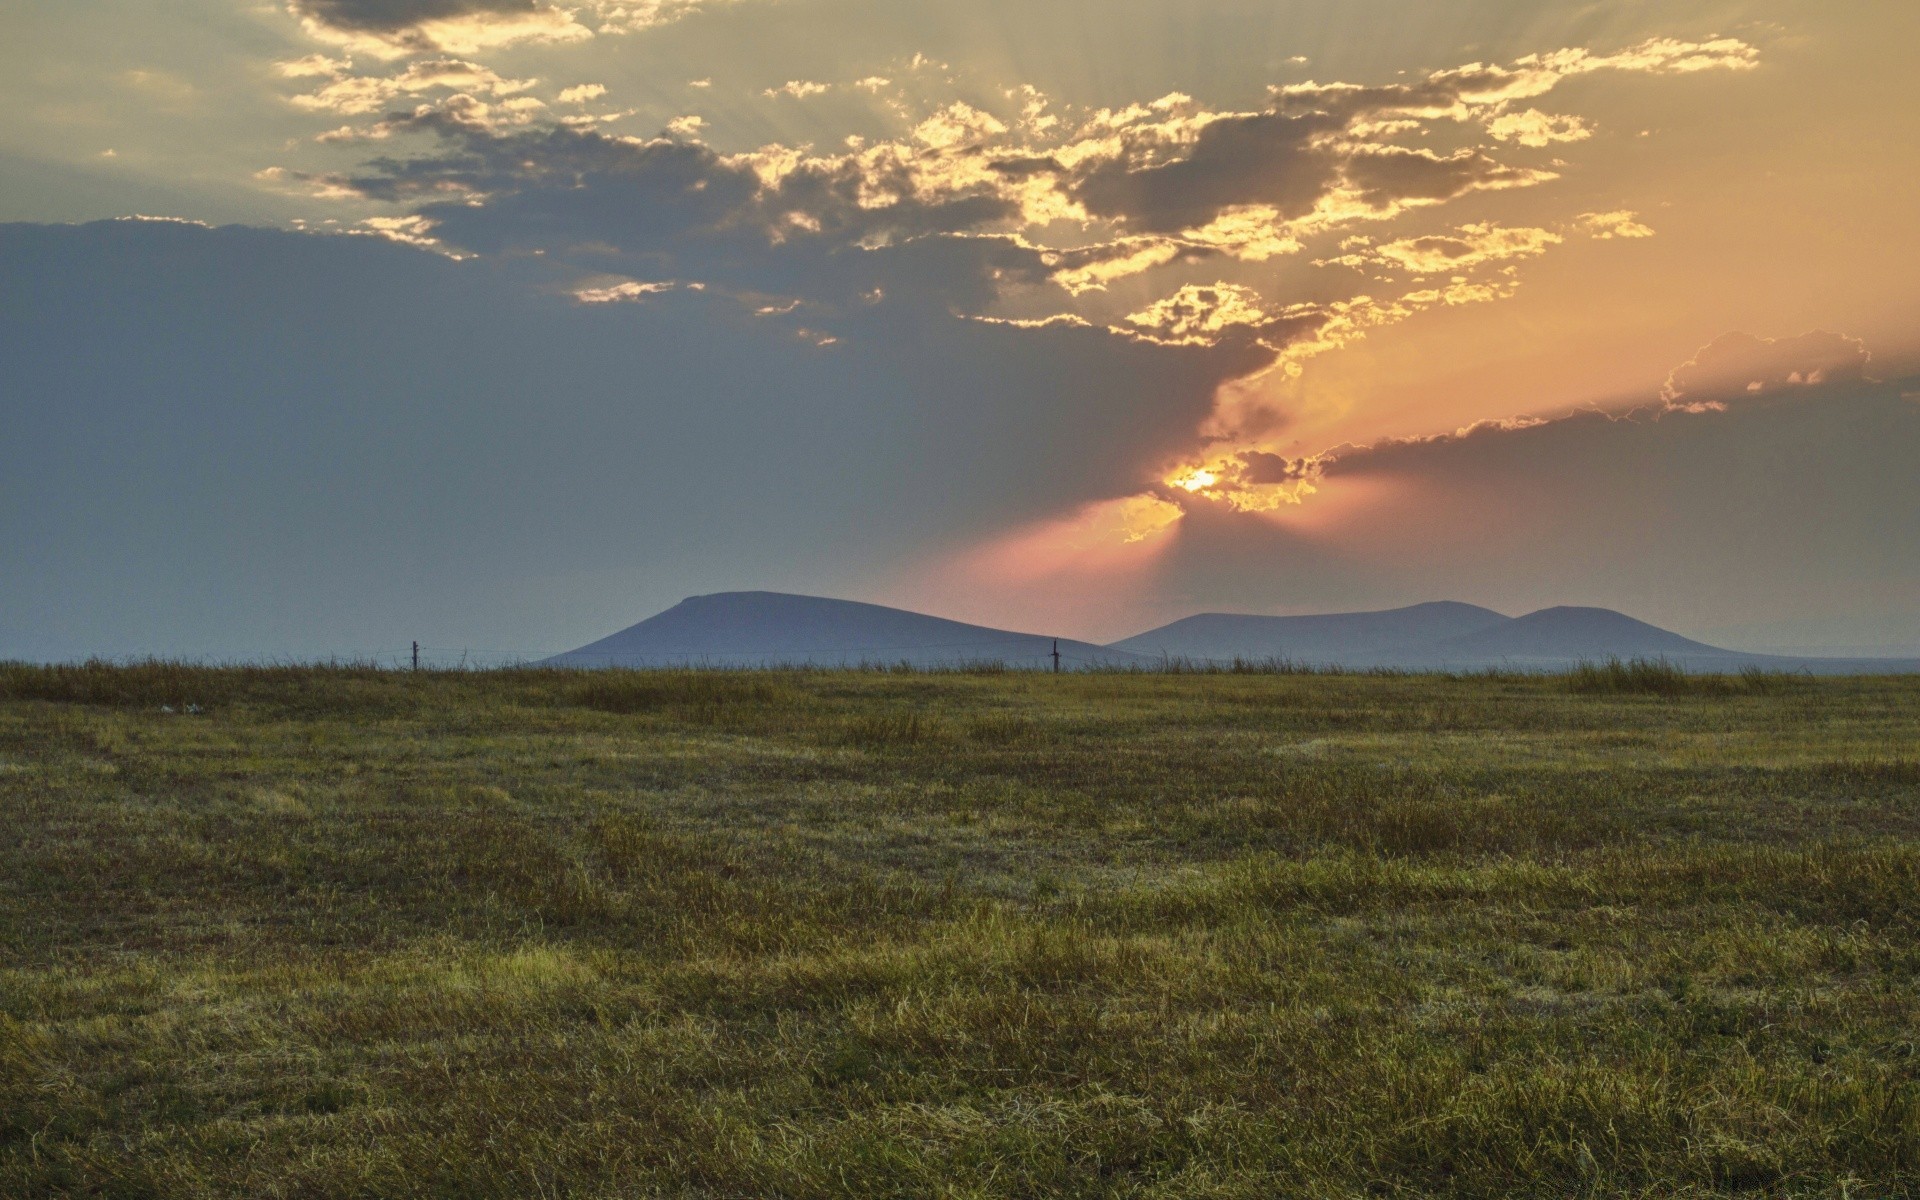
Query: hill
[
  {"left": 545, "top": 591, "right": 1138, "bottom": 668},
  {"left": 547, "top": 592, "right": 1916, "bottom": 674},
  {"left": 1405, "top": 605, "right": 1740, "bottom": 668},
  {"left": 1108, "top": 601, "right": 1508, "bottom": 664},
  {"left": 1112, "top": 602, "right": 1916, "bottom": 673}
]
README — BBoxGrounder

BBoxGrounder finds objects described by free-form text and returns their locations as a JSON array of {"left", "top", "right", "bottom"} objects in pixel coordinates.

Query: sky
[{"left": 2, "top": 0, "right": 1917, "bottom": 660}]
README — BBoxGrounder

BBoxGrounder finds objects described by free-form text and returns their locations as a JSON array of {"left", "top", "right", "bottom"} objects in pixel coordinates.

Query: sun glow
[{"left": 1163, "top": 455, "right": 1322, "bottom": 514}]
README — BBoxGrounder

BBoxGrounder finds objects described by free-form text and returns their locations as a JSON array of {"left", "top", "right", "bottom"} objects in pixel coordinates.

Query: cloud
[
  {"left": 1160, "top": 326, "right": 1879, "bottom": 519},
  {"left": 1662, "top": 330, "right": 1873, "bottom": 406},
  {"left": 281, "top": 108, "right": 1048, "bottom": 312},
  {"left": 1046, "top": 237, "right": 1193, "bottom": 295},
  {"left": 259, "top": 32, "right": 1768, "bottom": 523},
  {"left": 276, "top": 53, "right": 353, "bottom": 79},
  {"left": 0, "top": 219, "right": 1265, "bottom": 656},
  {"left": 355, "top": 212, "right": 448, "bottom": 250},
  {"left": 1577, "top": 210, "right": 1655, "bottom": 239},
  {"left": 286, "top": 0, "right": 730, "bottom": 54},
  {"left": 557, "top": 83, "right": 607, "bottom": 104},
  {"left": 283, "top": 56, "right": 538, "bottom": 115},
  {"left": 1125, "top": 283, "right": 1314, "bottom": 347},
  {"left": 1484, "top": 109, "right": 1592, "bottom": 147},
  {"left": 292, "top": 34, "right": 1757, "bottom": 302},
  {"left": 1267, "top": 35, "right": 1755, "bottom": 122},
  {"left": 1065, "top": 104, "right": 1347, "bottom": 234},
  {"left": 764, "top": 80, "right": 830, "bottom": 100},
  {"left": 1340, "top": 145, "right": 1553, "bottom": 211},
  {"left": 288, "top": 0, "right": 590, "bottom": 55},
  {"left": 572, "top": 278, "right": 678, "bottom": 303},
  {"left": 291, "top": 0, "right": 543, "bottom": 36},
  {"left": 1210, "top": 328, "right": 1879, "bottom": 487},
  {"left": 1051, "top": 90, "right": 1558, "bottom": 240},
  {"left": 1117, "top": 373, "right": 1920, "bottom": 650},
  {"left": 1235, "top": 450, "right": 1315, "bottom": 485},
  {"left": 1368, "top": 222, "right": 1561, "bottom": 274}
]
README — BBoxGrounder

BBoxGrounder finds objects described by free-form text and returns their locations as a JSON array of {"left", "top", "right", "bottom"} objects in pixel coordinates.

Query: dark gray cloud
[
  {"left": 352, "top": 122, "right": 764, "bottom": 246},
  {"left": 0, "top": 218, "right": 1254, "bottom": 659},
  {"left": 302, "top": 68, "right": 1563, "bottom": 305},
  {"left": 1342, "top": 146, "right": 1544, "bottom": 209},
  {"left": 292, "top": 0, "right": 541, "bottom": 35},
  {"left": 1068, "top": 109, "right": 1345, "bottom": 232},
  {"left": 1235, "top": 450, "right": 1314, "bottom": 484},
  {"left": 1042, "top": 35, "right": 1753, "bottom": 239},
  {"left": 1662, "top": 330, "right": 1873, "bottom": 404},
  {"left": 1153, "top": 378, "right": 1920, "bottom": 653},
  {"left": 317, "top": 113, "right": 1041, "bottom": 311},
  {"left": 270, "top": 33, "right": 1754, "bottom": 351},
  {"left": 1294, "top": 329, "right": 1881, "bottom": 484},
  {"left": 1062, "top": 67, "right": 1567, "bottom": 235}
]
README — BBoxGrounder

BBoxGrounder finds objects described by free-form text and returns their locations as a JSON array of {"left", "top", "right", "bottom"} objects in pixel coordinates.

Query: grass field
[{"left": 3, "top": 661, "right": 1918, "bottom": 1198}]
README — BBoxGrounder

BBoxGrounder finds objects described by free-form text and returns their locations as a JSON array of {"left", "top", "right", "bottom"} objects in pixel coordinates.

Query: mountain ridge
[
  {"left": 543, "top": 591, "right": 1140, "bottom": 668},
  {"left": 546, "top": 591, "right": 1919, "bottom": 673},
  {"left": 1108, "top": 601, "right": 1510, "bottom": 663}
]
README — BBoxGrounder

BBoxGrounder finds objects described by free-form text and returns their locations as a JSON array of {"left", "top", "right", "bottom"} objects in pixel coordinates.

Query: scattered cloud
[
  {"left": 1046, "top": 237, "right": 1192, "bottom": 295},
  {"left": 282, "top": 56, "right": 537, "bottom": 114},
  {"left": 764, "top": 80, "right": 830, "bottom": 100},
  {"left": 276, "top": 53, "right": 353, "bottom": 79},
  {"left": 287, "top": 0, "right": 590, "bottom": 56},
  {"left": 557, "top": 83, "right": 607, "bottom": 104},
  {"left": 292, "top": 34, "right": 1756, "bottom": 307},
  {"left": 354, "top": 212, "right": 456, "bottom": 252},
  {"left": 258, "top": 32, "right": 1766, "bottom": 540},
  {"left": 285, "top": 0, "right": 734, "bottom": 55},
  {"left": 1578, "top": 210, "right": 1655, "bottom": 239},
  {"left": 1125, "top": 283, "right": 1306, "bottom": 346},
  {"left": 572, "top": 278, "right": 679, "bottom": 303},
  {"left": 1366, "top": 222, "right": 1561, "bottom": 274},
  {"left": 1485, "top": 108, "right": 1592, "bottom": 147}
]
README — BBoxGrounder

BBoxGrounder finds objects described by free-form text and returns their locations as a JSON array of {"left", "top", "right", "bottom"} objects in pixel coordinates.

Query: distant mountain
[
  {"left": 1109, "top": 602, "right": 1918, "bottom": 673},
  {"left": 1409, "top": 606, "right": 1736, "bottom": 667},
  {"left": 547, "top": 591, "right": 1918, "bottom": 674},
  {"left": 544, "top": 591, "right": 1140, "bottom": 668},
  {"left": 1108, "top": 601, "right": 1508, "bottom": 664}
]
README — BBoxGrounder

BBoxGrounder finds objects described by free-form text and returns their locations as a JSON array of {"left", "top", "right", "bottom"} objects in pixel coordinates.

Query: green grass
[
  {"left": 1565, "top": 658, "right": 1800, "bottom": 697},
  {"left": 2, "top": 663, "right": 1918, "bottom": 1198}
]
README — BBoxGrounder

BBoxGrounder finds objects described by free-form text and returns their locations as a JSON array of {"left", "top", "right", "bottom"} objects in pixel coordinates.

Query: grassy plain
[{"left": 2, "top": 661, "right": 1918, "bottom": 1198}]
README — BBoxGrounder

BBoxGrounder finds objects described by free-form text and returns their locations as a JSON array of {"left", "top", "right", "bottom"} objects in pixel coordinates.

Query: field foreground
[{"left": 2, "top": 663, "right": 1919, "bottom": 1198}]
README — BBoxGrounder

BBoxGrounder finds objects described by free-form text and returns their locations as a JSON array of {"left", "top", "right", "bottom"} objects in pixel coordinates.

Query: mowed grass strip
[{"left": 1, "top": 664, "right": 1918, "bottom": 1198}]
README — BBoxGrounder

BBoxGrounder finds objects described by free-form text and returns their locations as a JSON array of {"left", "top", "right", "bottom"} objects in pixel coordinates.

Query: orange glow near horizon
[{"left": 881, "top": 493, "right": 1191, "bottom": 640}]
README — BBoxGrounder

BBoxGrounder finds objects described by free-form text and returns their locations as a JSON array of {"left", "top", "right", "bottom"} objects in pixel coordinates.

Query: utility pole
[
  {"left": 1051, "top": 638, "right": 1061, "bottom": 674},
  {"left": 412, "top": 641, "right": 420, "bottom": 672}
]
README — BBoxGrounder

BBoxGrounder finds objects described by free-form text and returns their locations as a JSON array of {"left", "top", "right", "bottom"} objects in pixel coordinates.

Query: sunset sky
[{"left": 3, "top": 0, "right": 1916, "bottom": 660}]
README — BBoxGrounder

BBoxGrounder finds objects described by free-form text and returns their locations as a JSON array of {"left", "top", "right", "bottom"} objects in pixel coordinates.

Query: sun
[{"left": 1171, "top": 467, "right": 1219, "bottom": 492}]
